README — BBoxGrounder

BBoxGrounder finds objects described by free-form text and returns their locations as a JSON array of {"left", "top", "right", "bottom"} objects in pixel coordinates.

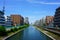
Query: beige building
[{"left": 45, "top": 16, "right": 54, "bottom": 26}]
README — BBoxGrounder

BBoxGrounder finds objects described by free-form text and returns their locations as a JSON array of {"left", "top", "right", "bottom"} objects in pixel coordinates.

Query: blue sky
[{"left": 0, "top": 0, "right": 60, "bottom": 23}]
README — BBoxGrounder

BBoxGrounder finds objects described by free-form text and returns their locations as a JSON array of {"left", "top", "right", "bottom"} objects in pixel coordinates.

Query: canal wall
[
  {"left": 3, "top": 28, "right": 25, "bottom": 40},
  {"left": 35, "top": 27, "right": 56, "bottom": 40}
]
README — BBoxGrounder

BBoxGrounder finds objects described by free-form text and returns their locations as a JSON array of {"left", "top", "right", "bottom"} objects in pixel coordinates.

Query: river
[{"left": 6, "top": 26, "right": 52, "bottom": 40}]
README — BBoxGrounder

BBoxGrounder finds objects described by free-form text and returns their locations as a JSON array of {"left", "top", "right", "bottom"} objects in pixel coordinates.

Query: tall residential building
[
  {"left": 11, "top": 15, "right": 24, "bottom": 26},
  {"left": 0, "top": 11, "right": 5, "bottom": 26},
  {"left": 45, "top": 16, "right": 54, "bottom": 26},
  {"left": 5, "top": 16, "right": 12, "bottom": 27},
  {"left": 24, "top": 17, "right": 29, "bottom": 24},
  {"left": 54, "top": 7, "right": 60, "bottom": 28},
  {"left": 0, "top": 0, "right": 5, "bottom": 26}
]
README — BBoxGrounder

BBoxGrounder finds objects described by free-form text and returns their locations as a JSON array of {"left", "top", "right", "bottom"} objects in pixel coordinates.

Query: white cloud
[
  {"left": 27, "top": 0, "right": 60, "bottom": 5},
  {"left": 39, "top": 2, "right": 60, "bottom": 5}
]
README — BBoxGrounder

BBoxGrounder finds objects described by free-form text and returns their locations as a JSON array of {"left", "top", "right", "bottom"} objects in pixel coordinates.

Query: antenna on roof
[{"left": 2, "top": 0, "right": 5, "bottom": 13}]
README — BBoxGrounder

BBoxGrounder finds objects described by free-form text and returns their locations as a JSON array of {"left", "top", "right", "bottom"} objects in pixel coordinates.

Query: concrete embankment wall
[{"left": 3, "top": 29, "right": 25, "bottom": 40}]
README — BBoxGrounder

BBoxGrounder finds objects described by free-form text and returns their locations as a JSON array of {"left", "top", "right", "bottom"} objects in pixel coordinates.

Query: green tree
[{"left": 0, "top": 26, "right": 7, "bottom": 36}]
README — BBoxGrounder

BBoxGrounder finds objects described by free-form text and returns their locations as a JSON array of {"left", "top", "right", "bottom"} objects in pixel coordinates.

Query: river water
[{"left": 6, "top": 26, "right": 52, "bottom": 40}]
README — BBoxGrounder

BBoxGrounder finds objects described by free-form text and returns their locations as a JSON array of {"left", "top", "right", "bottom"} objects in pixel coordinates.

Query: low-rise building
[{"left": 5, "top": 16, "right": 12, "bottom": 27}]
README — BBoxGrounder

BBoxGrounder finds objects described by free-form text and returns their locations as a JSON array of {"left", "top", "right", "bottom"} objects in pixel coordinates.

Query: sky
[{"left": 0, "top": 0, "right": 60, "bottom": 23}]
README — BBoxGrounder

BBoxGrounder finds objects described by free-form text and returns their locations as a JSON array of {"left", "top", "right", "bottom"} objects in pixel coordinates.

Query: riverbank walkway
[{"left": 45, "top": 28, "right": 60, "bottom": 35}]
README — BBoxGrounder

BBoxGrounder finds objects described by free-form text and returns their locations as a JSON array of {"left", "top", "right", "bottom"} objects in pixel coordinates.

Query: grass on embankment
[
  {"left": 35, "top": 26, "right": 60, "bottom": 40},
  {"left": 0, "top": 25, "right": 29, "bottom": 40}
]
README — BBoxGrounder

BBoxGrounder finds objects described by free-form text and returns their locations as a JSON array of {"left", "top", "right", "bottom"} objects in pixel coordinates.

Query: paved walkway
[{"left": 45, "top": 28, "right": 60, "bottom": 35}]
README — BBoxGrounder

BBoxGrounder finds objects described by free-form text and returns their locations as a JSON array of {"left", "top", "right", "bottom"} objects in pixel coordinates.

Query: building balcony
[
  {"left": 0, "top": 15, "right": 4, "bottom": 16},
  {"left": 54, "top": 21, "right": 60, "bottom": 23},
  {"left": 7, "top": 19, "right": 11, "bottom": 20},
  {"left": 6, "top": 22, "right": 11, "bottom": 24},
  {"left": 56, "top": 10, "right": 60, "bottom": 13},
  {"left": 54, "top": 15, "right": 60, "bottom": 19},
  {"left": 54, "top": 19, "right": 60, "bottom": 21},
  {"left": 54, "top": 22, "right": 60, "bottom": 24},
  {"left": 0, "top": 11, "right": 4, "bottom": 15},
  {"left": 0, "top": 21, "right": 5, "bottom": 22},
  {"left": 7, "top": 20, "right": 12, "bottom": 21},
  {"left": 0, "top": 24, "right": 5, "bottom": 25},
  {"left": 0, "top": 22, "right": 5, "bottom": 24},
  {"left": 54, "top": 14, "right": 60, "bottom": 16},
  {"left": 0, "top": 15, "right": 5, "bottom": 17},
  {"left": 0, "top": 18, "right": 5, "bottom": 20}
]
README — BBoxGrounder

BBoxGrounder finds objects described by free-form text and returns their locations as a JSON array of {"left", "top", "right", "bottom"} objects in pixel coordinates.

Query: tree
[{"left": 0, "top": 26, "right": 7, "bottom": 36}]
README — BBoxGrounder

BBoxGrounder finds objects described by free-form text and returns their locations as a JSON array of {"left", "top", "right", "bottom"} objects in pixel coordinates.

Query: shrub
[
  {"left": 19, "top": 27, "right": 23, "bottom": 29},
  {"left": 10, "top": 28, "right": 15, "bottom": 32},
  {"left": 14, "top": 27, "right": 18, "bottom": 31},
  {"left": 0, "top": 26, "right": 7, "bottom": 36},
  {"left": 18, "top": 25, "right": 29, "bottom": 29},
  {"left": 10, "top": 27, "right": 18, "bottom": 32}
]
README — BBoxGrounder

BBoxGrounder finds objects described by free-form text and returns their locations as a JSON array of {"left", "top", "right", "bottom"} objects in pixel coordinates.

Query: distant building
[
  {"left": 24, "top": 17, "right": 29, "bottom": 24},
  {"left": 34, "top": 18, "right": 46, "bottom": 27},
  {"left": 0, "top": 11, "right": 5, "bottom": 26},
  {"left": 34, "top": 20, "right": 40, "bottom": 26},
  {"left": 40, "top": 18, "right": 46, "bottom": 26},
  {"left": 54, "top": 7, "right": 60, "bottom": 28},
  {"left": 11, "top": 15, "right": 24, "bottom": 26},
  {"left": 45, "top": 16, "right": 54, "bottom": 26},
  {"left": 5, "top": 16, "right": 12, "bottom": 27}
]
